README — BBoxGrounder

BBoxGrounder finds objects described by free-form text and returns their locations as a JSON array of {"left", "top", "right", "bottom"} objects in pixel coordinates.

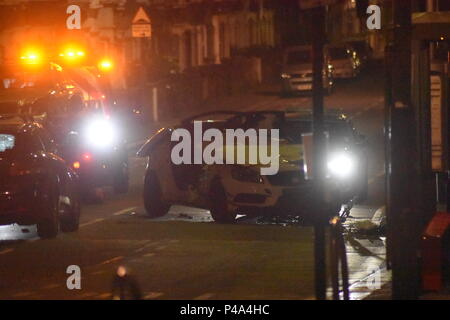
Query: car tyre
[
  {"left": 144, "top": 171, "right": 169, "bottom": 218},
  {"left": 60, "top": 198, "right": 81, "bottom": 233},
  {"left": 37, "top": 190, "right": 60, "bottom": 239},
  {"left": 209, "top": 180, "right": 236, "bottom": 224}
]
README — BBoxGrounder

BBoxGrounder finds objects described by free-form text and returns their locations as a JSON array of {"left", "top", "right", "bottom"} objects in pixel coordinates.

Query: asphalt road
[{"left": 0, "top": 66, "right": 387, "bottom": 300}]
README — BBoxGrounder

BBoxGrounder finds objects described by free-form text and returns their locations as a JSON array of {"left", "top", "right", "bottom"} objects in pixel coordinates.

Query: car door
[
  {"left": 139, "top": 128, "right": 190, "bottom": 204},
  {"left": 19, "top": 129, "right": 60, "bottom": 204},
  {"left": 168, "top": 123, "right": 207, "bottom": 206},
  {"left": 35, "top": 127, "right": 72, "bottom": 201}
]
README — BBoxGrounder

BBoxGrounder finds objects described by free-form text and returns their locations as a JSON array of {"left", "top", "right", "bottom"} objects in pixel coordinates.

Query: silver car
[
  {"left": 328, "top": 46, "right": 360, "bottom": 79},
  {"left": 281, "top": 45, "right": 334, "bottom": 95}
]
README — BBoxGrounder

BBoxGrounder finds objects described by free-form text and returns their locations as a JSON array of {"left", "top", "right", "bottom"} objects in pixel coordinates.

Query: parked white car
[{"left": 137, "top": 110, "right": 368, "bottom": 223}]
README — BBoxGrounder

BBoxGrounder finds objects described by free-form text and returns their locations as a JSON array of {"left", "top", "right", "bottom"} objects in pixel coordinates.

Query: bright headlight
[
  {"left": 281, "top": 73, "right": 291, "bottom": 79},
  {"left": 327, "top": 153, "right": 354, "bottom": 178},
  {"left": 84, "top": 117, "right": 116, "bottom": 148}
]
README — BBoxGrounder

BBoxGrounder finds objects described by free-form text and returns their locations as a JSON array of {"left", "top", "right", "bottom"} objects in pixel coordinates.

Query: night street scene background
[{"left": 0, "top": 0, "right": 449, "bottom": 304}]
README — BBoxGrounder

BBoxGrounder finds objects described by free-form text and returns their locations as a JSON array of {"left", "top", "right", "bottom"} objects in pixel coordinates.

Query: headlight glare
[
  {"left": 327, "top": 153, "right": 354, "bottom": 178},
  {"left": 84, "top": 117, "right": 116, "bottom": 148}
]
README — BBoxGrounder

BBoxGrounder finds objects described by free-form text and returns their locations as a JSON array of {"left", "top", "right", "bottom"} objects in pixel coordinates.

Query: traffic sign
[
  {"left": 132, "top": 24, "right": 151, "bottom": 38},
  {"left": 299, "top": 0, "right": 336, "bottom": 9},
  {"left": 133, "top": 7, "right": 150, "bottom": 24},
  {"left": 132, "top": 7, "right": 151, "bottom": 38}
]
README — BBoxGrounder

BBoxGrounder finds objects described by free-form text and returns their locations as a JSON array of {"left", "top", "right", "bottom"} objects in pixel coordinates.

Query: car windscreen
[
  {"left": 329, "top": 48, "right": 349, "bottom": 60},
  {"left": 286, "top": 50, "right": 311, "bottom": 65},
  {"left": 0, "top": 70, "right": 60, "bottom": 90},
  {"left": 15, "top": 77, "right": 53, "bottom": 89}
]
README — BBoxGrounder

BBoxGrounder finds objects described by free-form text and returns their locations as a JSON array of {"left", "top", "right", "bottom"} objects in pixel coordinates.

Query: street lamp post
[{"left": 311, "top": 6, "right": 328, "bottom": 301}]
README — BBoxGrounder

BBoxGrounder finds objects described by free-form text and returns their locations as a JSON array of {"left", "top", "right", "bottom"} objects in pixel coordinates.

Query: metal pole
[
  {"left": 311, "top": 6, "right": 327, "bottom": 301},
  {"left": 388, "top": 0, "right": 421, "bottom": 300}
]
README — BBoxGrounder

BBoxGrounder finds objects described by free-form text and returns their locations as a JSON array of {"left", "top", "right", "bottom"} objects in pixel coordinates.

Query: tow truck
[{"left": 0, "top": 51, "right": 129, "bottom": 200}]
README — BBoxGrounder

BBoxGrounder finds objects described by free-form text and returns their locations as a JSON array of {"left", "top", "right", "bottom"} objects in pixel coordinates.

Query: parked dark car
[{"left": 0, "top": 115, "right": 81, "bottom": 238}]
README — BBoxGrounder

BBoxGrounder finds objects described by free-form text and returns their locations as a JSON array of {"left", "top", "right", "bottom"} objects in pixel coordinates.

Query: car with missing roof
[
  {"left": 0, "top": 115, "right": 80, "bottom": 238},
  {"left": 137, "top": 109, "right": 368, "bottom": 223}
]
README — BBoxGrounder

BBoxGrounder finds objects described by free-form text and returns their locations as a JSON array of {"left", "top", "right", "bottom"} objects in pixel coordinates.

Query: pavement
[{"left": 0, "top": 66, "right": 394, "bottom": 300}]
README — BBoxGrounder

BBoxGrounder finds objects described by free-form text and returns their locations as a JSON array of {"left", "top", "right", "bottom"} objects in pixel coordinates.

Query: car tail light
[
  {"left": 82, "top": 153, "right": 92, "bottom": 161},
  {"left": 73, "top": 153, "right": 92, "bottom": 170}
]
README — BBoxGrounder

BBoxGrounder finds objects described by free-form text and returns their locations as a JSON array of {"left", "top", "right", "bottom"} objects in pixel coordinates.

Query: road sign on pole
[{"left": 132, "top": 7, "right": 152, "bottom": 38}]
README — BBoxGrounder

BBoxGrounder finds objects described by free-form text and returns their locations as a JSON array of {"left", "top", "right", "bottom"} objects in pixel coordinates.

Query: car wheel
[
  {"left": 60, "top": 198, "right": 81, "bottom": 233},
  {"left": 144, "top": 171, "right": 169, "bottom": 218},
  {"left": 37, "top": 190, "right": 60, "bottom": 239},
  {"left": 209, "top": 180, "right": 236, "bottom": 224},
  {"left": 113, "top": 161, "right": 129, "bottom": 194}
]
